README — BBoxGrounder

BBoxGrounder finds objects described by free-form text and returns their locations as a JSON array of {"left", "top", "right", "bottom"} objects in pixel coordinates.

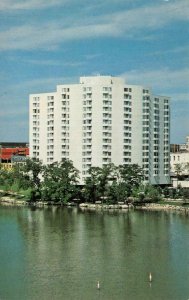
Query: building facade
[
  {"left": 29, "top": 75, "right": 170, "bottom": 185},
  {"left": 170, "top": 135, "right": 189, "bottom": 175},
  {"left": 0, "top": 142, "right": 29, "bottom": 170}
]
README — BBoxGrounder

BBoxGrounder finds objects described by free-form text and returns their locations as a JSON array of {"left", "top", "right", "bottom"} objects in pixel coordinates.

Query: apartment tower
[{"left": 29, "top": 75, "right": 170, "bottom": 185}]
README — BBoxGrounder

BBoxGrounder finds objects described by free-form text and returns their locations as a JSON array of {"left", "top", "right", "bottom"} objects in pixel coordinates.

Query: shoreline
[
  {"left": 135, "top": 203, "right": 189, "bottom": 213},
  {"left": 0, "top": 196, "right": 189, "bottom": 214},
  {"left": 79, "top": 202, "right": 189, "bottom": 213}
]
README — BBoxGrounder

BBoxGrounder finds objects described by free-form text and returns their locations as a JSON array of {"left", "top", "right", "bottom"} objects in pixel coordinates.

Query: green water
[{"left": 0, "top": 206, "right": 189, "bottom": 300}]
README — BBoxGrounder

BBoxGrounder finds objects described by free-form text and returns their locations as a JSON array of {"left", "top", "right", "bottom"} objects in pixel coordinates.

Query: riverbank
[
  {"left": 0, "top": 191, "right": 189, "bottom": 213},
  {"left": 79, "top": 202, "right": 189, "bottom": 213},
  {"left": 136, "top": 203, "right": 189, "bottom": 213}
]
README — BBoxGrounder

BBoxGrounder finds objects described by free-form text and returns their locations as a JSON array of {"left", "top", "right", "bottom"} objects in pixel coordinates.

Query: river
[{"left": 0, "top": 206, "right": 189, "bottom": 300}]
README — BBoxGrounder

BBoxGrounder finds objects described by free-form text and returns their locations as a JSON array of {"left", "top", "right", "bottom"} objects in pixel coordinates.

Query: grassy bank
[{"left": 0, "top": 186, "right": 31, "bottom": 201}]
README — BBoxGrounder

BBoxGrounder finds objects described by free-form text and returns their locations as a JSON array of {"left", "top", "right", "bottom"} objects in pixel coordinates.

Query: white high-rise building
[{"left": 29, "top": 75, "right": 170, "bottom": 185}]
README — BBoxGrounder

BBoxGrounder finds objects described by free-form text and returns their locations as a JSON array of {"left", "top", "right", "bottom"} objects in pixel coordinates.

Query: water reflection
[{"left": 0, "top": 206, "right": 189, "bottom": 300}]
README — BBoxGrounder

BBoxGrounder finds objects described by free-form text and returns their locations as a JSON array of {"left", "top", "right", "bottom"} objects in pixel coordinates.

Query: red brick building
[{"left": 0, "top": 142, "right": 29, "bottom": 163}]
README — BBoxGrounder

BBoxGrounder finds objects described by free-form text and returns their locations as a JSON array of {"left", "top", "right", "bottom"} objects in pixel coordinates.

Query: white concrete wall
[
  {"left": 170, "top": 152, "right": 189, "bottom": 174},
  {"left": 172, "top": 178, "right": 189, "bottom": 188},
  {"left": 111, "top": 80, "right": 124, "bottom": 166},
  {"left": 130, "top": 86, "right": 143, "bottom": 166}
]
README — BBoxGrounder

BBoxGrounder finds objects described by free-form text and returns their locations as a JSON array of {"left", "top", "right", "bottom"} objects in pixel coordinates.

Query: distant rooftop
[
  {"left": 170, "top": 135, "right": 189, "bottom": 153},
  {"left": 0, "top": 142, "right": 29, "bottom": 148}
]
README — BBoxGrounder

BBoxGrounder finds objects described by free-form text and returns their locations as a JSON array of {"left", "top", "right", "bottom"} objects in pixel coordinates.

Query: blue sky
[{"left": 0, "top": 0, "right": 188, "bottom": 143}]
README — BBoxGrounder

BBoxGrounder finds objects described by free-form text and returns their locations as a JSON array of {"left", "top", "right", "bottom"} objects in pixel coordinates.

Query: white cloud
[
  {"left": 9, "top": 76, "right": 78, "bottom": 93},
  {"left": 121, "top": 68, "right": 189, "bottom": 96},
  {"left": 170, "top": 93, "right": 189, "bottom": 102},
  {"left": 0, "top": 109, "right": 27, "bottom": 118},
  {"left": 0, "top": 0, "right": 136, "bottom": 11},
  {"left": 150, "top": 45, "right": 189, "bottom": 56},
  {"left": 0, "top": 0, "right": 66, "bottom": 10},
  {"left": 18, "top": 58, "right": 84, "bottom": 67},
  {"left": 85, "top": 53, "right": 102, "bottom": 60},
  {"left": 0, "top": 0, "right": 188, "bottom": 51}
]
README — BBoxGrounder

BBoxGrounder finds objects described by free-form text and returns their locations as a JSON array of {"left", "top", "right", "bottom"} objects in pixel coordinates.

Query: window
[
  {"left": 102, "top": 131, "right": 112, "bottom": 137},
  {"left": 47, "top": 132, "right": 54, "bottom": 137},
  {"left": 123, "top": 152, "right": 131, "bottom": 156},
  {"left": 47, "top": 139, "right": 54, "bottom": 144},
  {"left": 103, "top": 113, "right": 111, "bottom": 118},
  {"left": 143, "top": 96, "right": 150, "bottom": 100},
  {"left": 124, "top": 87, "right": 132, "bottom": 92},
  {"left": 124, "top": 126, "right": 131, "bottom": 131},
  {"left": 143, "top": 158, "right": 149, "bottom": 162},
  {"left": 33, "top": 97, "right": 40, "bottom": 101},
  {"left": 124, "top": 120, "right": 131, "bottom": 125},
  {"left": 103, "top": 126, "right": 112, "bottom": 131},
  {"left": 124, "top": 107, "right": 132, "bottom": 112},
  {"left": 142, "top": 146, "right": 149, "bottom": 150},
  {"left": 123, "top": 158, "right": 131, "bottom": 163},
  {"left": 47, "top": 96, "right": 54, "bottom": 100},
  {"left": 103, "top": 87, "right": 112, "bottom": 92},
  {"left": 164, "top": 117, "right": 169, "bottom": 122},
  {"left": 124, "top": 139, "right": 131, "bottom": 143},
  {"left": 62, "top": 88, "right": 69, "bottom": 93},
  {"left": 124, "top": 114, "right": 131, "bottom": 119},
  {"left": 124, "top": 101, "right": 131, "bottom": 106},
  {"left": 124, "top": 132, "right": 131, "bottom": 137},
  {"left": 124, "top": 145, "right": 131, "bottom": 150},
  {"left": 143, "top": 121, "right": 149, "bottom": 126},
  {"left": 103, "top": 151, "right": 111, "bottom": 156},
  {"left": 47, "top": 120, "right": 54, "bottom": 125},
  {"left": 124, "top": 94, "right": 132, "bottom": 99},
  {"left": 143, "top": 89, "right": 149, "bottom": 94},
  {"left": 103, "top": 138, "right": 111, "bottom": 143}
]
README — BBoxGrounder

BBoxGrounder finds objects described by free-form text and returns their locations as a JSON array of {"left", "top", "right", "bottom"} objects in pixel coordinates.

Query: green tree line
[{"left": 0, "top": 158, "right": 163, "bottom": 204}]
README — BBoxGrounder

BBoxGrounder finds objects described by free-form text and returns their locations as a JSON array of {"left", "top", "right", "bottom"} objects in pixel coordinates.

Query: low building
[
  {"left": 170, "top": 136, "right": 189, "bottom": 188},
  {"left": 0, "top": 142, "right": 29, "bottom": 169}
]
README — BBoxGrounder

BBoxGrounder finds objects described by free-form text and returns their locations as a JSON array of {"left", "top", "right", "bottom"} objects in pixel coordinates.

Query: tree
[
  {"left": 19, "top": 158, "right": 44, "bottom": 201},
  {"left": 144, "top": 184, "right": 162, "bottom": 202},
  {"left": 106, "top": 164, "right": 144, "bottom": 203},
  {"left": 184, "top": 162, "right": 189, "bottom": 179},
  {"left": 107, "top": 181, "right": 128, "bottom": 204},
  {"left": 83, "top": 167, "right": 102, "bottom": 203},
  {"left": 83, "top": 164, "right": 114, "bottom": 203},
  {"left": 83, "top": 163, "right": 144, "bottom": 203},
  {"left": 0, "top": 166, "right": 12, "bottom": 188},
  {"left": 42, "top": 159, "right": 79, "bottom": 204},
  {"left": 97, "top": 163, "right": 114, "bottom": 201},
  {"left": 8, "top": 163, "right": 27, "bottom": 191},
  {"left": 116, "top": 164, "right": 144, "bottom": 196},
  {"left": 174, "top": 163, "right": 183, "bottom": 179}
]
